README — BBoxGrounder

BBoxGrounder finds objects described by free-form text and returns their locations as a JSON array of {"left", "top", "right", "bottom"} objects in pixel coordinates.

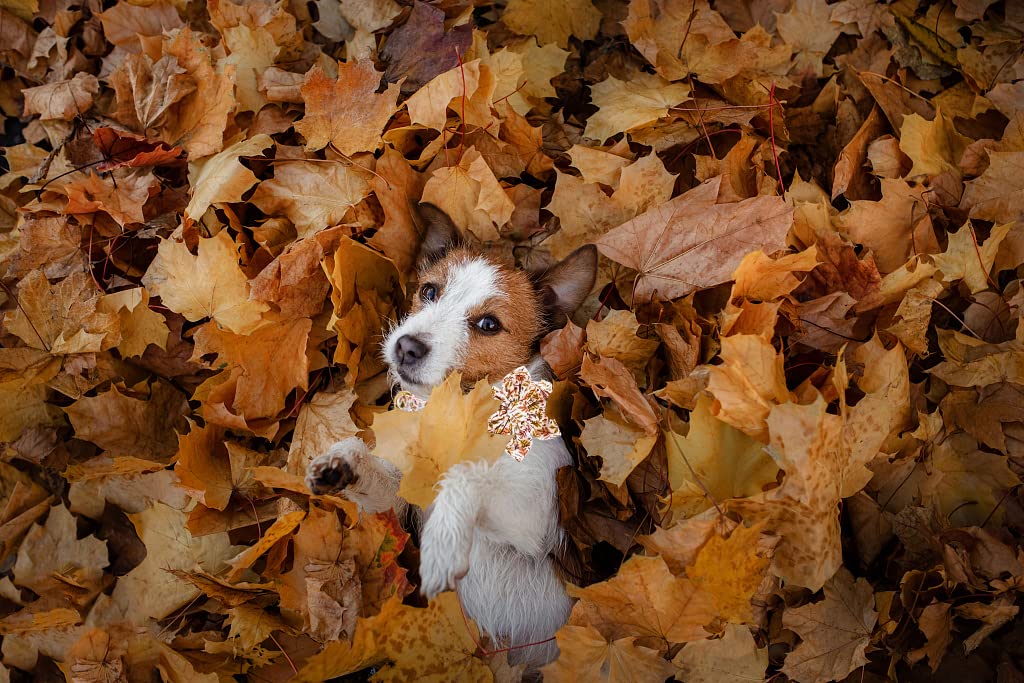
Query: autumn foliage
[{"left": 1, "top": 0, "right": 1024, "bottom": 681}]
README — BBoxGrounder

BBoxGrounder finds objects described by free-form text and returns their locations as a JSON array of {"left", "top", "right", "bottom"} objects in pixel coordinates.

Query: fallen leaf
[
  {"left": 142, "top": 230, "right": 270, "bottom": 334},
  {"left": 673, "top": 624, "right": 769, "bottom": 683},
  {"left": 541, "top": 624, "right": 674, "bottom": 682},
  {"left": 251, "top": 160, "right": 372, "bottom": 238},
  {"left": 597, "top": 178, "right": 794, "bottom": 300},
  {"left": 502, "top": 0, "right": 601, "bottom": 49},
  {"left": 567, "top": 554, "right": 715, "bottom": 643},
  {"left": 781, "top": 568, "right": 877, "bottom": 683},
  {"left": 296, "top": 60, "right": 400, "bottom": 155}
]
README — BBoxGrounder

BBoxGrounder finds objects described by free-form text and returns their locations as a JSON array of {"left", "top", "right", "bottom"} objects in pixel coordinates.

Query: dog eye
[
  {"left": 420, "top": 284, "right": 438, "bottom": 302},
  {"left": 475, "top": 316, "right": 501, "bottom": 334}
]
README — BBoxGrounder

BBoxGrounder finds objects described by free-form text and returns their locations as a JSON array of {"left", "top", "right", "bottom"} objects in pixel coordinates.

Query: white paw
[
  {"left": 419, "top": 521, "right": 471, "bottom": 599},
  {"left": 305, "top": 437, "right": 369, "bottom": 495}
]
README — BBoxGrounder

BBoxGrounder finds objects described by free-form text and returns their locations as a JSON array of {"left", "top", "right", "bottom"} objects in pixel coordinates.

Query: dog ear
[
  {"left": 534, "top": 244, "right": 598, "bottom": 327},
  {"left": 416, "top": 203, "right": 462, "bottom": 269}
]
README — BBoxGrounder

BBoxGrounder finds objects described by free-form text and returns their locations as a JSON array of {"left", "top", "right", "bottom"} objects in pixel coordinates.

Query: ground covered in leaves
[{"left": 1, "top": 0, "right": 1023, "bottom": 681}]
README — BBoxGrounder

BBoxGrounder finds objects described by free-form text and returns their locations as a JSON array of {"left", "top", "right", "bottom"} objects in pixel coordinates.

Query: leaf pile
[{"left": 1, "top": 0, "right": 1024, "bottom": 681}]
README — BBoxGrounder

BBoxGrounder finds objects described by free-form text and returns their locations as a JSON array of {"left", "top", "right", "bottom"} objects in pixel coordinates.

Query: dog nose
[{"left": 395, "top": 335, "right": 429, "bottom": 366}]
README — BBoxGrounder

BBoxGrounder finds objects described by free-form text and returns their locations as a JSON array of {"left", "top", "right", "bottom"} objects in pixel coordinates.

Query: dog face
[{"left": 382, "top": 205, "right": 598, "bottom": 395}]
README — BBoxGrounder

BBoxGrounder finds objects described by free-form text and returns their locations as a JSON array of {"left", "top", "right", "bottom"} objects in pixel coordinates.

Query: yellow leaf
[
  {"left": 899, "top": 112, "right": 972, "bottom": 179},
  {"left": 665, "top": 395, "right": 779, "bottom": 519},
  {"left": 706, "top": 335, "right": 791, "bottom": 442},
  {"left": 686, "top": 523, "right": 769, "bottom": 624},
  {"left": 251, "top": 160, "right": 372, "bottom": 238},
  {"left": 142, "top": 230, "right": 269, "bottom": 334},
  {"left": 567, "top": 554, "right": 714, "bottom": 643},
  {"left": 672, "top": 624, "right": 769, "bottom": 683},
  {"left": 586, "top": 71, "right": 690, "bottom": 142},
  {"left": 184, "top": 134, "right": 272, "bottom": 221},
  {"left": 580, "top": 411, "right": 658, "bottom": 487},
  {"left": 541, "top": 625, "right": 674, "bottom": 682},
  {"left": 372, "top": 373, "right": 506, "bottom": 509},
  {"left": 502, "top": 0, "right": 601, "bottom": 49},
  {"left": 293, "top": 593, "right": 491, "bottom": 683},
  {"left": 421, "top": 147, "right": 515, "bottom": 242},
  {"left": 226, "top": 510, "right": 305, "bottom": 581}
]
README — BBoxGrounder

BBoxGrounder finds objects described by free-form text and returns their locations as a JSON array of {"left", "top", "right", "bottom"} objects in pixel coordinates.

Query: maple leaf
[
  {"left": 664, "top": 394, "right": 780, "bottom": 518},
  {"left": 142, "top": 230, "right": 269, "bottom": 334},
  {"left": 191, "top": 316, "right": 311, "bottom": 433},
  {"left": 580, "top": 411, "right": 658, "bottom": 487},
  {"left": 899, "top": 111, "right": 972, "bottom": 179},
  {"left": 585, "top": 71, "right": 690, "bottom": 142},
  {"left": 286, "top": 390, "right": 360, "bottom": 475},
  {"left": 296, "top": 60, "right": 400, "bottom": 155},
  {"left": 184, "top": 133, "right": 272, "bottom": 221},
  {"left": 623, "top": 0, "right": 736, "bottom": 82},
  {"left": 21, "top": 73, "right": 99, "bottom": 121},
  {"left": 13, "top": 505, "right": 108, "bottom": 602},
  {"left": 541, "top": 624, "right": 674, "bottom": 682},
  {"left": 251, "top": 160, "right": 372, "bottom": 238},
  {"left": 63, "top": 171, "right": 157, "bottom": 228},
  {"left": 371, "top": 373, "right": 507, "bottom": 509},
  {"left": 380, "top": 0, "right": 472, "bottom": 94},
  {"left": 673, "top": 624, "right": 769, "bottom": 683},
  {"left": 961, "top": 150, "right": 1024, "bottom": 224},
  {"left": 294, "top": 593, "right": 491, "bottom": 683},
  {"left": 580, "top": 355, "right": 660, "bottom": 436},
  {"left": 567, "top": 554, "right": 715, "bottom": 643},
  {"left": 3, "top": 271, "right": 118, "bottom": 354},
  {"left": 502, "top": 0, "right": 601, "bottom": 49},
  {"left": 597, "top": 177, "right": 794, "bottom": 300},
  {"left": 706, "top": 334, "right": 791, "bottom": 442},
  {"left": 108, "top": 503, "right": 243, "bottom": 621},
  {"left": 585, "top": 309, "right": 660, "bottom": 381},
  {"left": 775, "top": 0, "right": 843, "bottom": 77},
  {"left": 96, "top": 288, "right": 169, "bottom": 358},
  {"left": 405, "top": 58, "right": 495, "bottom": 133},
  {"left": 781, "top": 569, "right": 878, "bottom": 683},
  {"left": 687, "top": 523, "right": 771, "bottom": 624},
  {"left": 421, "top": 147, "right": 515, "bottom": 242},
  {"left": 65, "top": 382, "right": 188, "bottom": 460},
  {"left": 545, "top": 152, "right": 677, "bottom": 259}
]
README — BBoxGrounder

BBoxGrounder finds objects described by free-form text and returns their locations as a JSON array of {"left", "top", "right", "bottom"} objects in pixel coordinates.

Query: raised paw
[{"left": 305, "top": 437, "right": 367, "bottom": 495}]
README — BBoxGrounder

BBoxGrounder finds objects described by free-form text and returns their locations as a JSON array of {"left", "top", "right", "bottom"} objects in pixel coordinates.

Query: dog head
[{"left": 382, "top": 204, "right": 597, "bottom": 395}]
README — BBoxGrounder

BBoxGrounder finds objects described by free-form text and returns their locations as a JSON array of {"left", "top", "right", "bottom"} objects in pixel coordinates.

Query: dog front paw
[
  {"left": 419, "top": 526, "right": 471, "bottom": 599},
  {"left": 305, "top": 437, "right": 367, "bottom": 495}
]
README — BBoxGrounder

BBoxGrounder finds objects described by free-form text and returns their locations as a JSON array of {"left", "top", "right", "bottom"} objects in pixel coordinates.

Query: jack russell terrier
[{"left": 306, "top": 204, "right": 597, "bottom": 668}]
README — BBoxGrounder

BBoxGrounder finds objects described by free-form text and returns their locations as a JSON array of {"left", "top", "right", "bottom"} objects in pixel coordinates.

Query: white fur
[
  {"left": 310, "top": 274, "right": 574, "bottom": 668},
  {"left": 382, "top": 258, "right": 501, "bottom": 397}
]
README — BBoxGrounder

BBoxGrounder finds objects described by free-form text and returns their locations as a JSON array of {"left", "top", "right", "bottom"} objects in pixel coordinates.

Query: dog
[{"left": 306, "top": 204, "right": 597, "bottom": 668}]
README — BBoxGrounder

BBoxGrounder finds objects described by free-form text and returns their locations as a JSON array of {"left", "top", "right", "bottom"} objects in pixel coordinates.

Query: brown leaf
[
  {"left": 380, "top": 1, "right": 472, "bottom": 94},
  {"left": 597, "top": 177, "right": 794, "bottom": 300},
  {"left": 22, "top": 73, "right": 98, "bottom": 121},
  {"left": 296, "top": 60, "right": 400, "bottom": 155},
  {"left": 65, "top": 382, "right": 188, "bottom": 460},
  {"left": 251, "top": 160, "right": 372, "bottom": 238},
  {"left": 781, "top": 568, "right": 877, "bottom": 683},
  {"left": 672, "top": 624, "right": 769, "bottom": 683},
  {"left": 580, "top": 355, "right": 659, "bottom": 436}
]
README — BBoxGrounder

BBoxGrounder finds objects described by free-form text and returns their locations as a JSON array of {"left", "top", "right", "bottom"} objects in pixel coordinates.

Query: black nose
[{"left": 395, "top": 335, "right": 429, "bottom": 366}]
